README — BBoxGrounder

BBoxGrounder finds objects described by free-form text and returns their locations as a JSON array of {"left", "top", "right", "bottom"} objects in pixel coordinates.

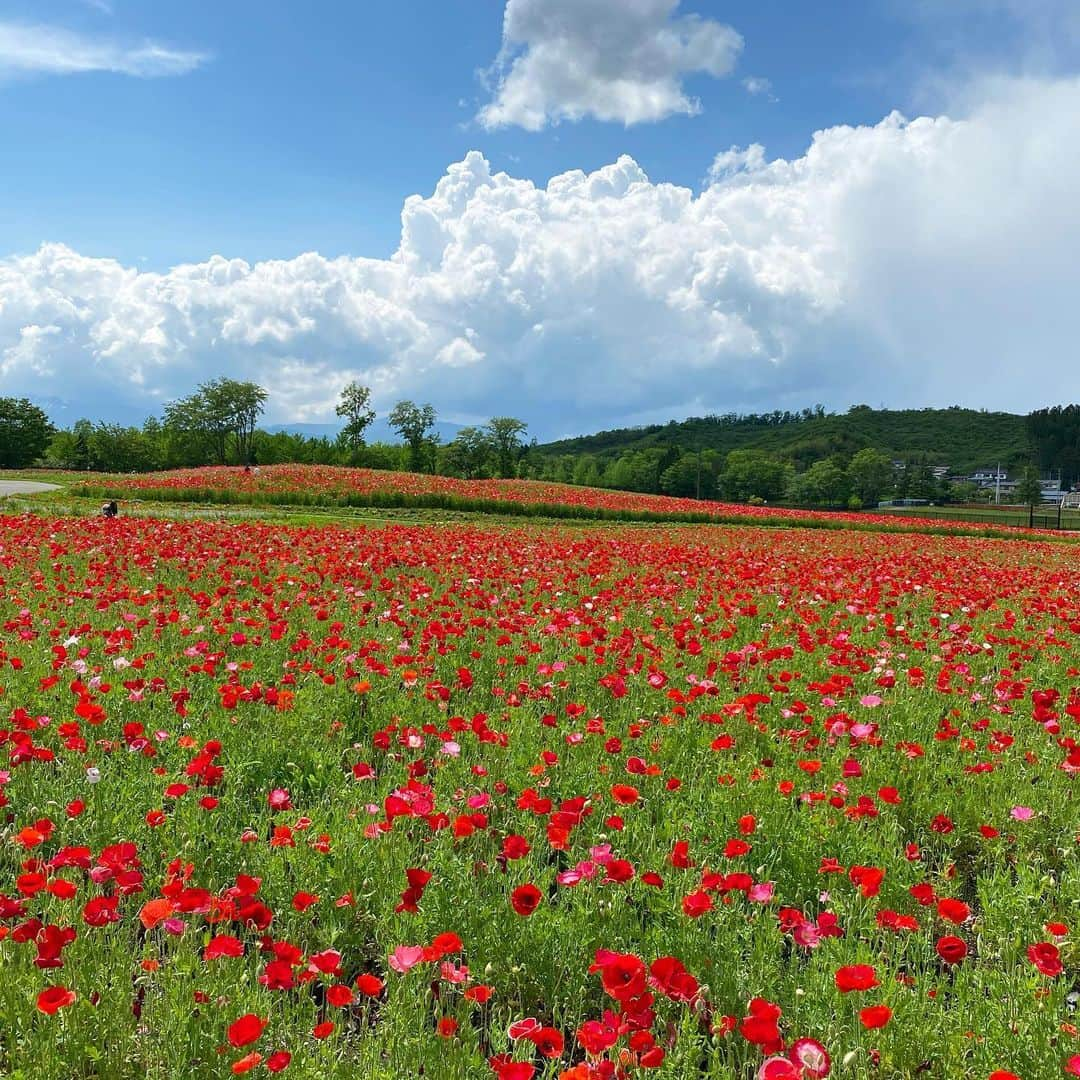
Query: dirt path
[{"left": 0, "top": 480, "right": 59, "bottom": 496}]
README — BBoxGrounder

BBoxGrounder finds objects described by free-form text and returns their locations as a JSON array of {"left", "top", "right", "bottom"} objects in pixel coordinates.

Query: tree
[
  {"left": 718, "top": 450, "right": 791, "bottom": 503},
  {"left": 573, "top": 454, "right": 603, "bottom": 489},
  {"left": 0, "top": 398, "right": 53, "bottom": 468},
  {"left": 660, "top": 454, "right": 711, "bottom": 499},
  {"left": 442, "top": 426, "right": 492, "bottom": 478},
  {"left": 210, "top": 378, "right": 267, "bottom": 465},
  {"left": 72, "top": 419, "right": 92, "bottom": 470},
  {"left": 905, "top": 463, "right": 940, "bottom": 501},
  {"left": 484, "top": 417, "right": 528, "bottom": 479},
  {"left": 335, "top": 382, "right": 376, "bottom": 452},
  {"left": 946, "top": 480, "right": 980, "bottom": 504},
  {"left": 1027, "top": 405, "right": 1080, "bottom": 489},
  {"left": 658, "top": 450, "right": 722, "bottom": 499},
  {"left": 164, "top": 379, "right": 267, "bottom": 465},
  {"left": 846, "top": 448, "right": 894, "bottom": 506},
  {"left": 788, "top": 460, "right": 851, "bottom": 506},
  {"left": 388, "top": 401, "right": 437, "bottom": 472},
  {"left": 1015, "top": 466, "right": 1044, "bottom": 508}
]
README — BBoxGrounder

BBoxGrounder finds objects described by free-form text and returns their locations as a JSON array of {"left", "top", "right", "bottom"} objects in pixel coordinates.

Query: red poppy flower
[
  {"left": 835, "top": 965, "right": 879, "bottom": 992},
  {"left": 356, "top": 973, "right": 384, "bottom": 997},
  {"left": 326, "top": 984, "right": 354, "bottom": 1007},
  {"left": 936, "top": 936, "right": 968, "bottom": 964},
  {"left": 492, "top": 1062, "right": 535, "bottom": 1080},
  {"left": 36, "top": 986, "right": 76, "bottom": 1015},
  {"left": 430, "top": 932, "right": 463, "bottom": 956},
  {"left": 204, "top": 935, "right": 244, "bottom": 961},
  {"left": 227, "top": 1014, "right": 266, "bottom": 1049},
  {"left": 524, "top": 1025, "right": 564, "bottom": 1057},
  {"left": 593, "top": 952, "right": 647, "bottom": 1002},
  {"left": 510, "top": 883, "right": 542, "bottom": 916},
  {"left": 1027, "top": 942, "right": 1063, "bottom": 977},
  {"left": 860, "top": 1005, "right": 892, "bottom": 1029},
  {"left": 937, "top": 898, "right": 970, "bottom": 925},
  {"left": 682, "top": 890, "right": 713, "bottom": 917},
  {"left": 231, "top": 1052, "right": 262, "bottom": 1075},
  {"left": 502, "top": 834, "right": 530, "bottom": 860}
]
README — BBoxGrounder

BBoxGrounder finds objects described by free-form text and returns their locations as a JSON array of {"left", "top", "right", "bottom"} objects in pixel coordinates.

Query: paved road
[{"left": 0, "top": 480, "right": 59, "bottom": 496}]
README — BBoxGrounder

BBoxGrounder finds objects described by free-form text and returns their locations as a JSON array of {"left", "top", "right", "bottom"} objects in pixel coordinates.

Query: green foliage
[
  {"left": 660, "top": 451, "right": 719, "bottom": 498},
  {"left": 387, "top": 400, "right": 438, "bottom": 472},
  {"left": 537, "top": 404, "right": 1032, "bottom": 476},
  {"left": 1015, "top": 465, "right": 1045, "bottom": 507},
  {"left": 0, "top": 397, "right": 53, "bottom": 467},
  {"left": 1027, "top": 404, "right": 1080, "bottom": 488},
  {"left": 787, "top": 459, "right": 851, "bottom": 507},
  {"left": 335, "top": 381, "right": 376, "bottom": 452},
  {"left": 484, "top": 417, "right": 528, "bottom": 478},
  {"left": 717, "top": 450, "right": 790, "bottom": 503},
  {"left": 440, "top": 427, "right": 492, "bottom": 478},
  {"left": 947, "top": 480, "right": 982, "bottom": 503},
  {"left": 846, "top": 447, "right": 894, "bottom": 506},
  {"left": 47, "top": 420, "right": 162, "bottom": 472},
  {"left": 894, "top": 461, "right": 943, "bottom": 502},
  {"left": 163, "top": 378, "right": 268, "bottom": 465}
]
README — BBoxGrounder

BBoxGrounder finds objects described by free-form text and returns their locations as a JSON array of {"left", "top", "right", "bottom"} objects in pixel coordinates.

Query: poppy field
[
  {"left": 71, "top": 464, "right": 1049, "bottom": 539},
  {"left": 0, "top": 512, "right": 1078, "bottom": 1079}
]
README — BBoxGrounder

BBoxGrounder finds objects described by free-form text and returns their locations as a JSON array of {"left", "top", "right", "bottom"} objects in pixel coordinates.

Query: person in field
[{"left": 101, "top": 500, "right": 118, "bottom": 518}]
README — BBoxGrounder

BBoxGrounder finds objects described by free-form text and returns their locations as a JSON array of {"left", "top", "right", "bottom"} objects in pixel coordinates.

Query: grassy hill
[{"left": 536, "top": 405, "right": 1031, "bottom": 474}]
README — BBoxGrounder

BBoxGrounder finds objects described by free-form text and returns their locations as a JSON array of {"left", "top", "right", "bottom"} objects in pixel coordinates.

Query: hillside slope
[{"left": 537, "top": 406, "right": 1031, "bottom": 473}]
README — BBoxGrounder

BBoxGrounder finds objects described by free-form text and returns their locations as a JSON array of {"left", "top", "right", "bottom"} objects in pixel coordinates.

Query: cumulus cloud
[
  {"left": 0, "top": 21, "right": 207, "bottom": 79},
  {"left": 3, "top": 76, "right": 1080, "bottom": 436},
  {"left": 477, "top": 0, "right": 743, "bottom": 130}
]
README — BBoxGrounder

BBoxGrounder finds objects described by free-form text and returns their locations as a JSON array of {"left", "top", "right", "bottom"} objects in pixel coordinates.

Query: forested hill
[{"left": 536, "top": 406, "right": 1031, "bottom": 474}]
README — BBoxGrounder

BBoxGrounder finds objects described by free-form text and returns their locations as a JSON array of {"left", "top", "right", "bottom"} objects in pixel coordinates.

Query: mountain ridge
[{"left": 533, "top": 405, "right": 1032, "bottom": 475}]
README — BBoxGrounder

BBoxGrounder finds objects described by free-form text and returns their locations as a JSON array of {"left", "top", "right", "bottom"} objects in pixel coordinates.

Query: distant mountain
[
  {"left": 535, "top": 406, "right": 1032, "bottom": 475},
  {"left": 264, "top": 422, "right": 342, "bottom": 438},
  {"left": 265, "top": 419, "right": 464, "bottom": 445},
  {"left": 40, "top": 396, "right": 151, "bottom": 428}
]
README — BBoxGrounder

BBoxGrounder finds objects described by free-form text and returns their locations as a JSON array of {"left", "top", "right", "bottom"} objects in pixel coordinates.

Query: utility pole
[{"left": 995, "top": 462, "right": 1001, "bottom": 506}]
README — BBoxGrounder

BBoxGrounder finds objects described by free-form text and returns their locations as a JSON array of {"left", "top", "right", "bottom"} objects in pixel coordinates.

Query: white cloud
[
  {"left": 706, "top": 143, "right": 767, "bottom": 182},
  {"left": 4, "top": 76, "right": 1080, "bottom": 435},
  {"left": 477, "top": 0, "right": 743, "bottom": 130},
  {"left": 436, "top": 336, "right": 485, "bottom": 368},
  {"left": 742, "top": 76, "right": 773, "bottom": 97},
  {"left": 0, "top": 21, "right": 207, "bottom": 79}
]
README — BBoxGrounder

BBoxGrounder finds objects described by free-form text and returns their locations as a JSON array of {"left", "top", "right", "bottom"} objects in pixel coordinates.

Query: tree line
[
  {"left": 1027, "top": 406, "right": 1080, "bottom": 489},
  {"left": 0, "top": 380, "right": 534, "bottom": 482},
  {"left": 2, "top": 384, "right": 1076, "bottom": 509},
  {"left": 529, "top": 445, "right": 1009, "bottom": 508}
]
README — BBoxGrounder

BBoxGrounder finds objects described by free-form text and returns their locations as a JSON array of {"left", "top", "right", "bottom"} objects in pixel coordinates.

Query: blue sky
[
  {"left": 1, "top": 0, "right": 919, "bottom": 268},
  {"left": 2, "top": 0, "right": 1079, "bottom": 436}
]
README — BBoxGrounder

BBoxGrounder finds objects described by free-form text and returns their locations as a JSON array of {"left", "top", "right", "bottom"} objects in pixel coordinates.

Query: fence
[{"left": 877, "top": 502, "right": 1079, "bottom": 531}]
